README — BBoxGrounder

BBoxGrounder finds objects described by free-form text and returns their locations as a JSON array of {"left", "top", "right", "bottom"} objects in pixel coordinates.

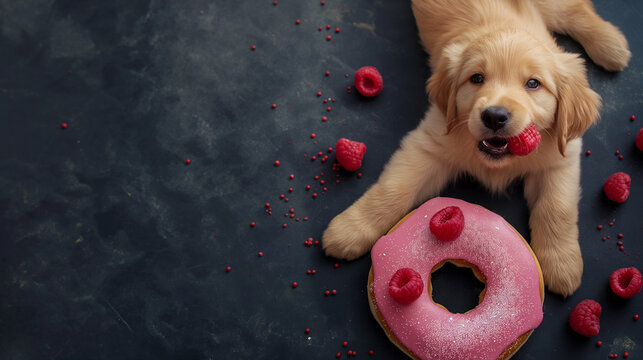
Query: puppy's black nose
[{"left": 481, "top": 106, "right": 511, "bottom": 131}]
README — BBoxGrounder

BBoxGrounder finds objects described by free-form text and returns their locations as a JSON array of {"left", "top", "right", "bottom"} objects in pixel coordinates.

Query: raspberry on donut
[
  {"left": 354, "top": 66, "right": 383, "bottom": 97},
  {"left": 429, "top": 206, "right": 464, "bottom": 242},
  {"left": 389, "top": 268, "right": 424, "bottom": 304}
]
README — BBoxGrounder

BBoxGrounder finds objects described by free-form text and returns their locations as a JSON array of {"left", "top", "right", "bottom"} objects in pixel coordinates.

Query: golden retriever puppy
[{"left": 322, "top": 0, "right": 630, "bottom": 296}]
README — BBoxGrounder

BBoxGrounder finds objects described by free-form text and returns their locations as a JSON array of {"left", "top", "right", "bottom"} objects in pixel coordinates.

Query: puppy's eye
[
  {"left": 525, "top": 79, "right": 540, "bottom": 90},
  {"left": 470, "top": 73, "right": 484, "bottom": 84}
]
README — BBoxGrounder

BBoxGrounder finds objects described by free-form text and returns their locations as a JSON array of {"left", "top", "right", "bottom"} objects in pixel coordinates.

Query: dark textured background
[{"left": 1, "top": 0, "right": 641, "bottom": 359}]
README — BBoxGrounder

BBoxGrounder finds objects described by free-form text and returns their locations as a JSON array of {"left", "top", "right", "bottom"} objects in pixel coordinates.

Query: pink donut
[{"left": 368, "top": 197, "right": 544, "bottom": 360}]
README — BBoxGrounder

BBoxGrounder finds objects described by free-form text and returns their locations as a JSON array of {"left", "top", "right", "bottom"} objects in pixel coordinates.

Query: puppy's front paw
[
  {"left": 584, "top": 23, "right": 631, "bottom": 71},
  {"left": 535, "top": 245, "right": 583, "bottom": 297},
  {"left": 322, "top": 208, "right": 381, "bottom": 261}
]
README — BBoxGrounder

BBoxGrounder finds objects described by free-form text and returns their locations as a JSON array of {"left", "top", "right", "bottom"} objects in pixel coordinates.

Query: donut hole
[{"left": 429, "top": 260, "right": 486, "bottom": 314}]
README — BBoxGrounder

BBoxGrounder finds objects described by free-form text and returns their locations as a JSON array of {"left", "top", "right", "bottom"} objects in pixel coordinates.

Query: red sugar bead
[
  {"left": 225, "top": 266, "right": 231, "bottom": 272},
  {"left": 295, "top": 19, "right": 301, "bottom": 24},
  {"left": 336, "top": 353, "right": 341, "bottom": 359},
  {"left": 596, "top": 341, "right": 602, "bottom": 347},
  {"left": 251, "top": 45, "right": 256, "bottom": 51},
  {"left": 289, "top": 174, "right": 294, "bottom": 179},
  {"left": 274, "top": 160, "right": 280, "bottom": 166},
  {"left": 321, "top": 0, "right": 325, "bottom": 5},
  {"left": 311, "top": 133, "right": 316, "bottom": 139},
  {"left": 272, "top": 0, "right": 277, "bottom": 5},
  {"left": 331, "top": 289, "right": 337, "bottom": 295},
  {"left": 633, "top": 314, "right": 639, "bottom": 320},
  {"left": 258, "top": 252, "right": 263, "bottom": 257},
  {"left": 305, "top": 328, "right": 311, "bottom": 334},
  {"left": 282, "top": 223, "right": 287, "bottom": 228},
  {"left": 586, "top": 150, "right": 591, "bottom": 156},
  {"left": 327, "top": 107, "right": 332, "bottom": 111},
  {"left": 305, "top": 185, "right": 311, "bottom": 190},
  {"left": 288, "top": 187, "right": 293, "bottom": 192},
  {"left": 250, "top": 222, "right": 256, "bottom": 227},
  {"left": 335, "top": 28, "right": 340, "bottom": 33},
  {"left": 342, "top": 341, "right": 348, "bottom": 347},
  {"left": 322, "top": 116, "right": 328, "bottom": 122},
  {"left": 271, "top": 103, "right": 277, "bottom": 109},
  {"left": 325, "top": 70, "right": 330, "bottom": 76},
  {"left": 325, "top": 290, "right": 330, "bottom": 296},
  {"left": 279, "top": 194, "right": 285, "bottom": 199},
  {"left": 185, "top": 159, "right": 191, "bottom": 165},
  {"left": 326, "top": 25, "right": 331, "bottom": 30},
  {"left": 630, "top": 115, "right": 636, "bottom": 121},
  {"left": 292, "top": 281, "right": 298, "bottom": 288},
  {"left": 317, "top": 91, "right": 322, "bottom": 97},
  {"left": 326, "top": 35, "right": 332, "bottom": 41},
  {"left": 597, "top": 225, "right": 603, "bottom": 230},
  {"left": 61, "top": 122, "right": 68, "bottom": 129},
  {"left": 312, "top": 193, "right": 318, "bottom": 198}
]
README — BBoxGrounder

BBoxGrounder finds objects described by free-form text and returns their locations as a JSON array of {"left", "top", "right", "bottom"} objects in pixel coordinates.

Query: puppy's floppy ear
[
  {"left": 554, "top": 53, "right": 601, "bottom": 155},
  {"left": 427, "top": 42, "right": 465, "bottom": 134}
]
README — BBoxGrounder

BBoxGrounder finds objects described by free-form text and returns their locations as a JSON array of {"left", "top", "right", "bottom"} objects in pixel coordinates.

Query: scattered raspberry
[
  {"left": 429, "top": 206, "right": 465, "bottom": 242},
  {"left": 610, "top": 267, "right": 642, "bottom": 299},
  {"left": 507, "top": 123, "right": 541, "bottom": 156},
  {"left": 636, "top": 128, "right": 643, "bottom": 151},
  {"left": 335, "top": 138, "right": 366, "bottom": 172},
  {"left": 569, "top": 299, "right": 601, "bottom": 337},
  {"left": 354, "top": 66, "right": 383, "bottom": 97},
  {"left": 388, "top": 268, "right": 424, "bottom": 304},
  {"left": 603, "top": 172, "right": 631, "bottom": 203}
]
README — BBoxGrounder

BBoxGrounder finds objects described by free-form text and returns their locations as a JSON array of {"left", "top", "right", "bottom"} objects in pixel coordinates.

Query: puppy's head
[{"left": 427, "top": 30, "right": 600, "bottom": 167}]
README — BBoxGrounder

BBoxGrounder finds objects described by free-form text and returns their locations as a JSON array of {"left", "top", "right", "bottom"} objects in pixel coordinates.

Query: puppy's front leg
[
  {"left": 323, "top": 126, "right": 454, "bottom": 260},
  {"left": 524, "top": 149, "right": 583, "bottom": 297},
  {"left": 535, "top": 0, "right": 630, "bottom": 71}
]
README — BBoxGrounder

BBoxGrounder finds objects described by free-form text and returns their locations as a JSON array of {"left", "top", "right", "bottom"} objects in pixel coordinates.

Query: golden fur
[{"left": 322, "top": 0, "right": 630, "bottom": 296}]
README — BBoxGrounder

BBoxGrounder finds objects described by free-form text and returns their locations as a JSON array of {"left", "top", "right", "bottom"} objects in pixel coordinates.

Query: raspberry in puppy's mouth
[{"left": 478, "top": 137, "right": 509, "bottom": 158}]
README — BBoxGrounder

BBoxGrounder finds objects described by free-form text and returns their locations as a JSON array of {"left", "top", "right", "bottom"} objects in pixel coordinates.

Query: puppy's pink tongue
[{"left": 508, "top": 123, "right": 541, "bottom": 156}]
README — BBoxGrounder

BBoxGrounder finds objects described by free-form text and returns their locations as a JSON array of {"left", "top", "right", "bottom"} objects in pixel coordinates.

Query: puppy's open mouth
[{"left": 478, "top": 137, "right": 509, "bottom": 159}]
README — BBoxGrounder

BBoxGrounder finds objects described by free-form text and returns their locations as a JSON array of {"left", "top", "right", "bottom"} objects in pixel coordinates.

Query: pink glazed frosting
[{"left": 371, "top": 197, "right": 543, "bottom": 360}]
